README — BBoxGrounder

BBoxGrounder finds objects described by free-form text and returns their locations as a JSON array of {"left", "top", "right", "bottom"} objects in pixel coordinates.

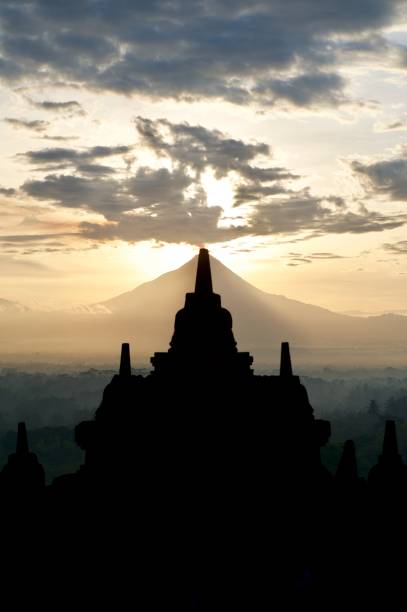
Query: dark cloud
[
  {"left": 79, "top": 188, "right": 405, "bottom": 246},
  {"left": 234, "top": 183, "right": 293, "bottom": 206},
  {"left": 308, "top": 252, "right": 345, "bottom": 259},
  {"left": 284, "top": 251, "right": 345, "bottom": 265},
  {"left": 351, "top": 154, "right": 407, "bottom": 200},
  {"left": 22, "top": 164, "right": 202, "bottom": 221},
  {"left": 22, "top": 174, "right": 135, "bottom": 216},
  {"left": 291, "top": 257, "right": 313, "bottom": 264},
  {"left": 126, "top": 167, "right": 193, "bottom": 208},
  {"left": 22, "top": 147, "right": 77, "bottom": 164},
  {"left": 135, "top": 117, "right": 270, "bottom": 177},
  {"left": 40, "top": 134, "right": 78, "bottom": 142},
  {"left": 377, "top": 120, "right": 407, "bottom": 131},
  {"left": 383, "top": 240, "right": 407, "bottom": 254},
  {"left": 135, "top": 116, "right": 295, "bottom": 202},
  {"left": 0, "top": 233, "right": 73, "bottom": 243},
  {"left": 20, "top": 144, "right": 133, "bottom": 172},
  {"left": 80, "top": 206, "right": 242, "bottom": 246},
  {"left": 27, "top": 99, "right": 85, "bottom": 116},
  {"left": 18, "top": 117, "right": 406, "bottom": 245},
  {"left": 4, "top": 117, "right": 49, "bottom": 132},
  {"left": 253, "top": 72, "right": 347, "bottom": 108},
  {"left": 76, "top": 163, "right": 117, "bottom": 176},
  {"left": 249, "top": 195, "right": 405, "bottom": 237},
  {"left": 0, "top": 55, "right": 24, "bottom": 80},
  {"left": 20, "top": 119, "right": 298, "bottom": 224},
  {"left": 0, "top": 1, "right": 404, "bottom": 108},
  {"left": 0, "top": 187, "right": 16, "bottom": 197},
  {"left": 389, "top": 122, "right": 405, "bottom": 130}
]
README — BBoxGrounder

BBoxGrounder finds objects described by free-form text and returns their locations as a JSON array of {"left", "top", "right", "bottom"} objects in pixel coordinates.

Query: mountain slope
[
  {"left": 99, "top": 255, "right": 407, "bottom": 361},
  {"left": 1, "top": 254, "right": 407, "bottom": 366}
]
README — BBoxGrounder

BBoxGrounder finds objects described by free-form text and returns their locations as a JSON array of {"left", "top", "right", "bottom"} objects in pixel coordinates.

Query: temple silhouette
[{"left": 1, "top": 248, "right": 406, "bottom": 607}]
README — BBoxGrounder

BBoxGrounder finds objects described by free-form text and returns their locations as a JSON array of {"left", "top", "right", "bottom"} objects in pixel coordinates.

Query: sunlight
[
  {"left": 126, "top": 241, "right": 197, "bottom": 276},
  {"left": 200, "top": 169, "right": 250, "bottom": 229},
  {"left": 201, "top": 169, "right": 234, "bottom": 209}
]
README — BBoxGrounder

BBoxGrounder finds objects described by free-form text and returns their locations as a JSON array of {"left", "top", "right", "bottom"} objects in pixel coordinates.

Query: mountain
[
  {"left": 99, "top": 254, "right": 407, "bottom": 365},
  {"left": 100, "top": 255, "right": 339, "bottom": 349},
  {"left": 1, "top": 253, "right": 407, "bottom": 367}
]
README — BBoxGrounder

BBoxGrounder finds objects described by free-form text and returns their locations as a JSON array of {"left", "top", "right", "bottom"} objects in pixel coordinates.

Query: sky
[{"left": 1, "top": 0, "right": 407, "bottom": 314}]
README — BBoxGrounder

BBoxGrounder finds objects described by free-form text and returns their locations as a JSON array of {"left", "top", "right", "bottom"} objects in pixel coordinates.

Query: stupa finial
[
  {"left": 119, "top": 343, "right": 131, "bottom": 376},
  {"left": 194, "top": 248, "right": 213, "bottom": 295}
]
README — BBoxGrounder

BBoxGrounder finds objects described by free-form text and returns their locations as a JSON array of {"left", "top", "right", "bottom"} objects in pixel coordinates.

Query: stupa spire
[
  {"left": 336, "top": 440, "right": 358, "bottom": 481},
  {"left": 16, "top": 422, "right": 29, "bottom": 455},
  {"left": 280, "top": 342, "right": 293, "bottom": 377},
  {"left": 382, "top": 420, "right": 400, "bottom": 461},
  {"left": 119, "top": 343, "right": 131, "bottom": 376},
  {"left": 368, "top": 418, "right": 406, "bottom": 487},
  {"left": 194, "top": 248, "right": 213, "bottom": 295}
]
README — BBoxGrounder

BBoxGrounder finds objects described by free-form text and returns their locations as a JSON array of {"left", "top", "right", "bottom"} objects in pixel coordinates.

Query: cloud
[
  {"left": 234, "top": 183, "right": 295, "bottom": 206},
  {"left": 253, "top": 72, "right": 347, "bottom": 108},
  {"left": 19, "top": 144, "right": 133, "bottom": 172},
  {"left": 351, "top": 153, "right": 407, "bottom": 200},
  {"left": 79, "top": 188, "right": 405, "bottom": 247},
  {"left": 80, "top": 206, "right": 242, "bottom": 246},
  {"left": 284, "top": 251, "right": 346, "bottom": 265},
  {"left": 0, "top": 187, "right": 16, "bottom": 197},
  {"left": 22, "top": 174, "right": 135, "bottom": 216},
  {"left": 0, "top": 1, "right": 404, "bottom": 109},
  {"left": 289, "top": 257, "right": 313, "bottom": 264},
  {"left": 0, "top": 231, "right": 86, "bottom": 256},
  {"left": 76, "top": 163, "right": 117, "bottom": 176},
  {"left": 308, "top": 252, "right": 345, "bottom": 259},
  {"left": 135, "top": 117, "right": 271, "bottom": 177},
  {"left": 17, "top": 117, "right": 406, "bottom": 246},
  {"left": 0, "top": 233, "right": 74, "bottom": 243},
  {"left": 40, "top": 134, "right": 78, "bottom": 142},
  {"left": 27, "top": 99, "right": 85, "bottom": 116},
  {"left": 375, "top": 120, "right": 407, "bottom": 132},
  {"left": 383, "top": 240, "right": 407, "bottom": 254},
  {"left": 22, "top": 165, "right": 204, "bottom": 221},
  {"left": 20, "top": 119, "right": 299, "bottom": 222},
  {"left": 0, "top": 254, "right": 53, "bottom": 276},
  {"left": 134, "top": 116, "right": 296, "bottom": 201},
  {"left": 126, "top": 167, "right": 193, "bottom": 208},
  {"left": 4, "top": 117, "right": 49, "bottom": 132},
  {"left": 21, "top": 144, "right": 132, "bottom": 164},
  {"left": 249, "top": 194, "right": 405, "bottom": 237}
]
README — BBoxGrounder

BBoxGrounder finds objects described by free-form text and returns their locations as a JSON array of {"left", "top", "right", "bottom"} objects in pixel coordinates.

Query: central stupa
[{"left": 151, "top": 248, "right": 253, "bottom": 376}]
